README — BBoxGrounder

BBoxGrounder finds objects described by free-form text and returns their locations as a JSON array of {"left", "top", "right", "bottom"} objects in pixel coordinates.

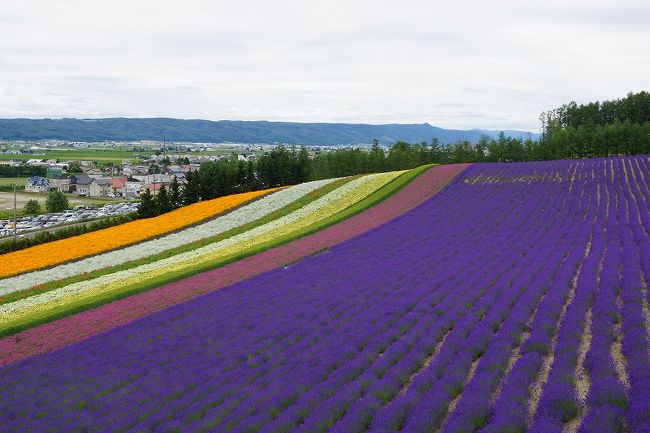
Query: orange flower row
[{"left": 0, "top": 188, "right": 281, "bottom": 279}]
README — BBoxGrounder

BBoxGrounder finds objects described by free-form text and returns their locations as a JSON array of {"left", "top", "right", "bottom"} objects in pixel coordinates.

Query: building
[
  {"left": 89, "top": 178, "right": 113, "bottom": 197},
  {"left": 83, "top": 168, "right": 104, "bottom": 177},
  {"left": 48, "top": 177, "right": 72, "bottom": 193},
  {"left": 111, "top": 177, "right": 128, "bottom": 196},
  {"left": 124, "top": 177, "right": 145, "bottom": 199},
  {"left": 70, "top": 175, "right": 93, "bottom": 196},
  {"left": 25, "top": 176, "right": 50, "bottom": 193},
  {"left": 46, "top": 167, "right": 64, "bottom": 179}
]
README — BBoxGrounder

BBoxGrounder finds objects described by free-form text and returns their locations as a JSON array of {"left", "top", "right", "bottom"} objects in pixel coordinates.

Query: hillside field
[{"left": 0, "top": 157, "right": 649, "bottom": 433}]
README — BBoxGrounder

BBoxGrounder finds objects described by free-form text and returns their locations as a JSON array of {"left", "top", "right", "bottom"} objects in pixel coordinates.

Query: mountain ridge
[{"left": 0, "top": 118, "right": 539, "bottom": 145}]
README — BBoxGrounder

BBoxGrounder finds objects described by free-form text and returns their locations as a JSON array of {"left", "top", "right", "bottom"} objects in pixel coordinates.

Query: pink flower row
[{"left": 0, "top": 164, "right": 471, "bottom": 367}]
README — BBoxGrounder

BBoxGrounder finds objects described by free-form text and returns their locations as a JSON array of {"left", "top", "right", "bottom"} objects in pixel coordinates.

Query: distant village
[
  {"left": 0, "top": 140, "right": 345, "bottom": 199},
  {"left": 15, "top": 154, "right": 263, "bottom": 198}
]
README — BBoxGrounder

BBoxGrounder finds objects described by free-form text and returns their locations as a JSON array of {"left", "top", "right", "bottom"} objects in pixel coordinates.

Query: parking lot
[{"left": 0, "top": 202, "right": 139, "bottom": 238}]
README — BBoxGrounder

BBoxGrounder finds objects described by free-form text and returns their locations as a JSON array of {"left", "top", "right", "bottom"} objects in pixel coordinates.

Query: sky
[{"left": 1, "top": 0, "right": 649, "bottom": 132}]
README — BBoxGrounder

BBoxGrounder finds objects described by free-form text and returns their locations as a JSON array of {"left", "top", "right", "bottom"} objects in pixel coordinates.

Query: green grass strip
[
  {"left": 0, "top": 177, "right": 355, "bottom": 306},
  {"left": 0, "top": 165, "right": 433, "bottom": 337}
]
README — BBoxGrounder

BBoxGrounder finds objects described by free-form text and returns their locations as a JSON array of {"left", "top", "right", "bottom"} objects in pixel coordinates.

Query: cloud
[{"left": 0, "top": 0, "right": 648, "bottom": 131}]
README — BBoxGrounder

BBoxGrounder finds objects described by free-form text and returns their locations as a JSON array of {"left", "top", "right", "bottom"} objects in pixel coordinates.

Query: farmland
[
  {"left": 0, "top": 146, "right": 258, "bottom": 164},
  {"left": 0, "top": 156, "right": 649, "bottom": 432}
]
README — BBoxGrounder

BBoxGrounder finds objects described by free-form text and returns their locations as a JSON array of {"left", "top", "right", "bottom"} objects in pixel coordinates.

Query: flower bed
[
  {"left": 0, "top": 171, "right": 405, "bottom": 335},
  {"left": 0, "top": 187, "right": 281, "bottom": 278},
  {"left": 0, "top": 178, "right": 337, "bottom": 296},
  {"left": 0, "top": 164, "right": 467, "bottom": 365}
]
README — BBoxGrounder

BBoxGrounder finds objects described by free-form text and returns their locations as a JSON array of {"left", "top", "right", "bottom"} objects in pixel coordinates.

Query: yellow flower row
[{"left": 0, "top": 188, "right": 281, "bottom": 279}]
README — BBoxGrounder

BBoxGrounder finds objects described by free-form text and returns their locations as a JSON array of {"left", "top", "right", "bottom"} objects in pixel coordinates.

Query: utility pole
[{"left": 12, "top": 183, "right": 17, "bottom": 242}]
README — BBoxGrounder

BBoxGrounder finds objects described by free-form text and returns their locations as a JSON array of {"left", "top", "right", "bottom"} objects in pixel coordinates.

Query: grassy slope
[{"left": 0, "top": 165, "right": 433, "bottom": 337}]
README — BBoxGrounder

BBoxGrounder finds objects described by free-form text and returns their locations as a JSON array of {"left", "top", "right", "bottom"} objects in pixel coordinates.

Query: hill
[{"left": 0, "top": 118, "right": 538, "bottom": 145}]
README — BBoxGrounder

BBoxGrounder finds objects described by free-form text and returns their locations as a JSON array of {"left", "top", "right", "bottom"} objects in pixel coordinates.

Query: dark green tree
[
  {"left": 156, "top": 185, "right": 173, "bottom": 214},
  {"left": 24, "top": 199, "right": 41, "bottom": 215},
  {"left": 169, "top": 176, "right": 183, "bottom": 209},
  {"left": 67, "top": 162, "right": 83, "bottom": 173},
  {"left": 138, "top": 188, "right": 159, "bottom": 218},
  {"left": 183, "top": 170, "right": 201, "bottom": 204},
  {"left": 45, "top": 190, "right": 69, "bottom": 213}
]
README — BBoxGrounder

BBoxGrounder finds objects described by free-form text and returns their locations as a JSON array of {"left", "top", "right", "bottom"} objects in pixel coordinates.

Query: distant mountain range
[{"left": 0, "top": 118, "right": 539, "bottom": 145}]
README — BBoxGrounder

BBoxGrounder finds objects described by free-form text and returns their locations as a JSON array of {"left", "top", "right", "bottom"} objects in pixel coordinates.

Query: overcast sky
[{"left": 1, "top": 0, "right": 648, "bottom": 131}]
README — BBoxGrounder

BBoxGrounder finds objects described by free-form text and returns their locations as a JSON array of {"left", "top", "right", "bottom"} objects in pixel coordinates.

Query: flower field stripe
[
  {"left": 0, "top": 171, "right": 405, "bottom": 336},
  {"left": 0, "top": 163, "right": 465, "bottom": 365},
  {"left": 260, "top": 180, "right": 544, "bottom": 433},
  {"left": 0, "top": 187, "right": 281, "bottom": 279},
  {"left": 0, "top": 178, "right": 341, "bottom": 298},
  {"left": 616, "top": 158, "right": 650, "bottom": 432},
  {"left": 377, "top": 165, "right": 583, "bottom": 433},
  {"left": 0, "top": 177, "right": 351, "bottom": 307}
]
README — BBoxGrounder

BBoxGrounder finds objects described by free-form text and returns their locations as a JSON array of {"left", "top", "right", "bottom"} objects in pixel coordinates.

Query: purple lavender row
[
  {"left": 360, "top": 160, "right": 588, "bottom": 430},
  {"left": 416, "top": 160, "right": 596, "bottom": 431},
  {"left": 205, "top": 187, "right": 505, "bottom": 432},
  {"left": 575, "top": 166, "right": 627, "bottom": 432},
  {"left": 615, "top": 158, "right": 650, "bottom": 432},
  {"left": 439, "top": 165, "right": 590, "bottom": 433},
  {"left": 479, "top": 160, "right": 598, "bottom": 433},
  {"left": 529, "top": 160, "right": 609, "bottom": 431},
  {"left": 319, "top": 176, "right": 563, "bottom": 433},
  {"left": 359, "top": 169, "right": 568, "bottom": 433},
  {"left": 252, "top": 183, "right": 526, "bottom": 433}
]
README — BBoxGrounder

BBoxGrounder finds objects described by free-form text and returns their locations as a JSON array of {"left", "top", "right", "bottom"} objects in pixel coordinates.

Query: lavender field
[{"left": 1, "top": 156, "right": 649, "bottom": 433}]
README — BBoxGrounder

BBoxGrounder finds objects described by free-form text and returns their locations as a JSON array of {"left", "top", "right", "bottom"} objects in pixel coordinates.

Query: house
[
  {"left": 83, "top": 168, "right": 104, "bottom": 177},
  {"left": 25, "top": 176, "right": 50, "bottom": 193},
  {"left": 89, "top": 178, "right": 113, "bottom": 197},
  {"left": 124, "top": 177, "right": 145, "bottom": 199},
  {"left": 70, "top": 175, "right": 93, "bottom": 196},
  {"left": 48, "top": 177, "right": 72, "bottom": 193},
  {"left": 111, "top": 177, "right": 128, "bottom": 196}
]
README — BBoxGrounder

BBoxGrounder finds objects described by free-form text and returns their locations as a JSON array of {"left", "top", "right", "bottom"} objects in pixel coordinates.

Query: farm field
[
  {"left": 0, "top": 177, "right": 23, "bottom": 186},
  {"left": 0, "top": 168, "right": 418, "bottom": 338},
  {"left": 0, "top": 146, "right": 258, "bottom": 164},
  {"left": 1, "top": 156, "right": 649, "bottom": 432},
  {"left": 0, "top": 163, "right": 467, "bottom": 364}
]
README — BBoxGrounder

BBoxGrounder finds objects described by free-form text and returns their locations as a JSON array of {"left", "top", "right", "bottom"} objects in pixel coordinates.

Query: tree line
[
  {"left": 137, "top": 90, "right": 649, "bottom": 216},
  {"left": 0, "top": 165, "right": 46, "bottom": 178},
  {"left": 426, "top": 91, "right": 650, "bottom": 163}
]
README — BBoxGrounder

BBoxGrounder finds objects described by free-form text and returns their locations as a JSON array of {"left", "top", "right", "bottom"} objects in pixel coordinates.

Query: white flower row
[
  {"left": 0, "top": 172, "right": 402, "bottom": 323},
  {"left": 0, "top": 178, "right": 337, "bottom": 295}
]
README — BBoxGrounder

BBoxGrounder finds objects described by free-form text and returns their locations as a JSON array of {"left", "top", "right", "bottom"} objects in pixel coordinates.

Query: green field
[
  {"left": 0, "top": 150, "right": 140, "bottom": 164},
  {"left": 0, "top": 178, "right": 24, "bottom": 186},
  {"left": 0, "top": 146, "right": 256, "bottom": 165}
]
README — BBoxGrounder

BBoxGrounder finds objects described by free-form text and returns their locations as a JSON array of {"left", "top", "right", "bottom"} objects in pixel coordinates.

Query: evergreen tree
[
  {"left": 156, "top": 185, "right": 173, "bottom": 214},
  {"left": 184, "top": 170, "right": 200, "bottom": 204},
  {"left": 138, "top": 188, "right": 159, "bottom": 218},
  {"left": 169, "top": 176, "right": 183, "bottom": 209}
]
